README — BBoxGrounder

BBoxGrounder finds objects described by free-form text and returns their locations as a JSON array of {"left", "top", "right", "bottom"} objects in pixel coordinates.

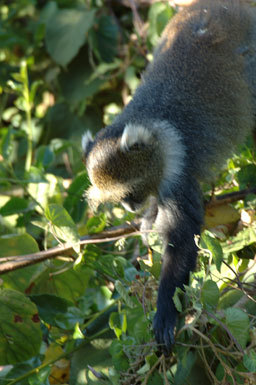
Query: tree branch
[
  {"left": 1, "top": 187, "right": 255, "bottom": 275},
  {"left": 205, "top": 187, "right": 256, "bottom": 208},
  {"left": 0, "top": 221, "right": 140, "bottom": 275}
]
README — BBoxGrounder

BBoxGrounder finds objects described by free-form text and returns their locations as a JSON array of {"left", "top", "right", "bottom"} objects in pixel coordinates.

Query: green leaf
[
  {"left": 11, "top": 73, "right": 24, "bottom": 83},
  {"left": 27, "top": 366, "right": 51, "bottom": 385},
  {"left": 85, "top": 252, "right": 116, "bottom": 278},
  {"left": 133, "top": 316, "right": 149, "bottom": 343},
  {"left": 46, "top": 8, "right": 96, "bottom": 66},
  {"left": 139, "top": 250, "right": 162, "bottom": 280},
  {"left": 32, "top": 261, "right": 92, "bottom": 302},
  {"left": 2, "top": 264, "right": 44, "bottom": 293},
  {"left": 112, "top": 257, "right": 125, "bottom": 279},
  {"left": 148, "top": 3, "right": 174, "bottom": 46},
  {"left": 173, "top": 287, "right": 184, "bottom": 312},
  {"left": 63, "top": 171, "right": 89, "bottom": 222},
  {"left": 45, "top": 203, "right": 80, "bottom": 252},
  {"left": 225, "top": 308, "right": 249, "bottom": 349},
  {"left": 89, "top": 15, "right": 118, "bottom": 62},
  {"left": 0, "top": 235, "right": 42, "bottom": 292},
  {"left": 115, "top": 280, "right": 135, "bottom": 308},
  {"left": 59, "top": 48, "right": 105, "bottom": 103},
  {"left": 126, "top": 305, "right": 149, "bottom": 343},
  {"left": 7, "top": 80, "right": 23, "bottom": 92},
  {"left": 200, "top": 230, "right": 223, "bottom": 272},
  {"left": 70, "top": 341, "right": 112, "bottom": 385},
  {"left": 30, "top": 294, "right": 73, "bottom": 325},
  {"left": 25, "top": 166, "right": 48, "bottom": 183},
  {"left": 201, "top": 280, "right": 219, "bottom": 309},
  {"left": 39, "top": 0, "right": 58, "bottom": 24},
  {"left": 125, "top": 66, "right": 140, "bottom": 94},
  {"left": 28, "top": 175, "right": 60, "bottom": 213},
  {"left": 243, "top": 351, "right": 256, "bottom": 372},
  {"left": 0, "top": 197, "right": 28, "bottom": 216},
  {"left": 86, "top": 213, "right": 107, "bottom": 234},
  {"left": 0, "top": 289, "right": 42, "bottom": 365},
  {"left": 148, "top": 373, "right": 165, "bottom": 384},
  {"left": 29, "top": 80, "right": 43, "bottom": 103},
  {"left": 215, "top": 363, "right": 225, "bottom": 381},
  {"left": 35, "top": 145, "right": 54, "bottom": 168},
  {"left": 0, "top": 233, "right": 39, "bottom": 258},
  {"left": 237, "top": 164, "right": 256, "bottom": 189},
  {"left": 45, "top": 103, "right": 86, "bottom": 139},
  {"left": 141, "top": 259, "right": 161, "bottom": 279},
  {"left": 219, "top": 289, "right": 243, "bottom": 309},
  {"left": 15, "top": 96, "right": 28, "bottom": 112},
  {"left": 89, "top": 59, "right": 122, "bottom": 82},
  {"left": 1, "top": 128, "right": 14, "bottom": 161},
  {"left": 54, "top": 306, "right": 84, "bottom": 329},
  {"left": 109, "top": 340, "right": 130, "bottom": 371},
  {"left": 174, "top": 351, "right": 196, "bottom": 385},
  {"left": 109, "top": 312, "right": 127, "bottom": 339},
  {"left": 222, "top": 227, "right": 256, "bottom": 254}
]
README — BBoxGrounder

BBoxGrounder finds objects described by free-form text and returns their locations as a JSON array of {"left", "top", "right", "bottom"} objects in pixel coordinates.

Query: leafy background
[{"left": 0, "top": 0, "right": 256, "bottom": 384}]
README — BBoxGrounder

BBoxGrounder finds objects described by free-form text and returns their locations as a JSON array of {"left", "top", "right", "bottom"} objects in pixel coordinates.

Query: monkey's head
[
  {"left": 82, "top": 120, "right": 185, "bottom": 212},
  {"left": 82, "top": 123, "right": 166, "bottom": 212}
]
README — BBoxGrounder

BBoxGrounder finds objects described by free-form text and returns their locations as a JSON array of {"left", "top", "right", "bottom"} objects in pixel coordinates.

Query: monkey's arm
[
  {"left": 140, "top": 197, "right": 158, "bottom": 245},
  {"left": 153, "top": 177, "right": 203, "bottom": 352}
]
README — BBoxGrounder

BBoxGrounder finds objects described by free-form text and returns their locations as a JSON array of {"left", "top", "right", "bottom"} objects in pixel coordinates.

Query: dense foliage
[{"left": 0, "top": 0, "right": 256, "bottom": 384}]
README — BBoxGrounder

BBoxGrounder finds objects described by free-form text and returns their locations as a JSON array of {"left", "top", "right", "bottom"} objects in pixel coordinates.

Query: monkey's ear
[
  {"left": 120, "top": 123, "right": 153, "bottom": 150},
  {"left": 81, "top": 131, "right": 94, "bottom": 155}
]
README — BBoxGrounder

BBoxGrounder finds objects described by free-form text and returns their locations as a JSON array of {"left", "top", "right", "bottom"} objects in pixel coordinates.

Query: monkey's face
[
  {"left": 82, "top": 125, "right": 164, "bottom": 211},
  {"left": 85, "top": 145, "right": 155, "bottom": 211}
]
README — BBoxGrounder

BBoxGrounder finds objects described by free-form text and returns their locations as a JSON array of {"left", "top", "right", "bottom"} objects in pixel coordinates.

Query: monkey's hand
[{"left": 153, "top": 293, "right": 176, "bottom": 354}]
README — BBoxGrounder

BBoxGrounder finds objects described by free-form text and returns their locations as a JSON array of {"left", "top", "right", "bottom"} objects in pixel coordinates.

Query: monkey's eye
[
  {"left": 122, "top": 194, "right": 144, "bottom": 213},
  {"left": 123, "top": 193, "right": 143, "bottom": 204}
]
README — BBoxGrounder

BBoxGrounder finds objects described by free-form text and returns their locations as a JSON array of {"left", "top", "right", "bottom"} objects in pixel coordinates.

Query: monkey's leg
[{"left": 153, "top": 178, "right": 203, "bottom": 353}]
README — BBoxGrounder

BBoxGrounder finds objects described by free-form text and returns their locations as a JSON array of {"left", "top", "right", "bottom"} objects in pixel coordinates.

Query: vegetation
[{"left": 0, "top": 0, "right": 256, "bottom": 384}]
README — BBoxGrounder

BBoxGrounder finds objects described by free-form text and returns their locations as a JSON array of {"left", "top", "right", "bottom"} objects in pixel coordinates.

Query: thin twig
[{"left": 141, "top": 355, "right": 163, "bottom": 385}]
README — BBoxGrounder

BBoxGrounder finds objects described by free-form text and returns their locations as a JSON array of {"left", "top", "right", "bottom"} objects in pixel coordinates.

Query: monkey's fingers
[{"left": 153, "top": 313, "right": 175, "bottom": 355}]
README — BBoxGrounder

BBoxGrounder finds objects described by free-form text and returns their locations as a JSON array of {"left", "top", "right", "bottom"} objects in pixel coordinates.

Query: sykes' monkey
[{"left": 82, "top": 0, "right": 256, "bottom": 352}]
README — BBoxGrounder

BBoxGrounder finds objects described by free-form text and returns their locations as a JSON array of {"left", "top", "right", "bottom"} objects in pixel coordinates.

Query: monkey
[{"left": 81, "top": 0, "right": 256, "bottom": 353}]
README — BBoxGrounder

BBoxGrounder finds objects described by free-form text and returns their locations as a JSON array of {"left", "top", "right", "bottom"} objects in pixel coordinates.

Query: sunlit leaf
[
  {"left": 222, "top": 227, "right": 256, "bottom": 254},
  {"left": 225, "top": 308, "right": 249, "bottom": 349},
  {"left": 201, "top": 280, "right": 219, "bottom": 309},
  {"left": 45, "top": 203, "right": 80, "bottom": 252},
  {"left": 115, "top": 280, "right": 135, "bottom": 308},
  {"left": 148, "top": 3, "right": 175, "bottom": 46},
  {"left": 0, "top": 197, "right": 28, "bottom": 216},
  {"left": 200, "top": 230, "right": 223, "bottom": 271},
  {"left": 0, "top": 233, "right": 39, "bottom": 258}
]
